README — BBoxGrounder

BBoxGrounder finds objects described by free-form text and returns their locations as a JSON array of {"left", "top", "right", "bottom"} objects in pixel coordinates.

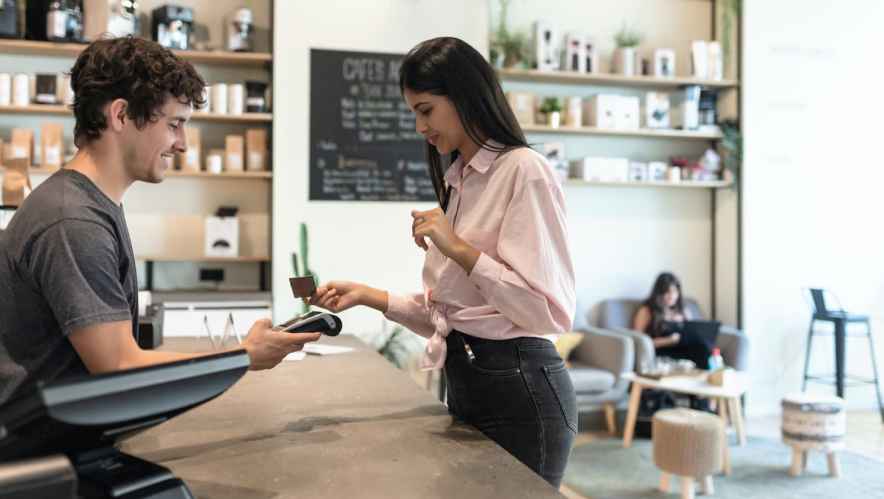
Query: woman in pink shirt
[{"left": 309, "top": 37, "right": 577, "bottom": 488}]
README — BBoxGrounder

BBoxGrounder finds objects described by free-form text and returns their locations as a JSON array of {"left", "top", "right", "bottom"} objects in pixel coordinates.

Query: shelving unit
[
  {"left": 521, "top": 124, "right": 722, "bottom": 140},
  {"left": 2, "top": 166, "right": 273, "bottom": 180},
  {"left": 0, "top": 39, "right": 272, "bottom": 67},
  {"left": 0, "top": 105, "right": 272, "bottom": 123},
  {"left": 498, "top": 68, "right": 739, "bottom": 89},
  {"left": 136, "top": 255, "right": 272, "bottom": 292},
  {"left": 497, "top": 28, "right": 741, "bottom": 323},
  {"left": 566, "top": 179, "right": 732, "bottom": 189},
  {"left": 0, "top": 29, "right": 276, "bottom": 294}
]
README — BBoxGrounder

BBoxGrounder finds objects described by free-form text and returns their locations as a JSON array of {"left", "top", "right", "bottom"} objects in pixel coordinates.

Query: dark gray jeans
[{"left": 444, "top": 331, "right": 577, "bottom": 488}]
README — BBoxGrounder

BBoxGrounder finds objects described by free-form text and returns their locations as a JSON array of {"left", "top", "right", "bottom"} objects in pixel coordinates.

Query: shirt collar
[{"left": 444, "top": 140, "right": 504, "bottom": 187}]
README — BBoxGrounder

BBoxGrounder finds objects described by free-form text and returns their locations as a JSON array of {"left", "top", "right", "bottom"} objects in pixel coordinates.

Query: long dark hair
[
  {"left": 399, "top": 37, "right": 528, "bottom": 210},
  {"left": 642, "top": 272, "right": 685, "bottom": 336}
]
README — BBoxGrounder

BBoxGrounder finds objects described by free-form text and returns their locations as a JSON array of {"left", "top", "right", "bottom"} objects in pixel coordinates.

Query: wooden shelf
[
  {"left": 0, "top": 104, "right": 69, "bottom": 116},
  {"left": 0, "top": 166, "right": 272, "bottom": 179},
  {"left": 498, "top": 68, "right": 739, "bottom": 89},
  {"left": 0, "top": 39, "right": 272, "bottom": 67},
  {"left": 137, "top": 256, "right": 270, "bottom": 263},
  {"left": 165, "top": 170, "right": 272, "bottom": 179},
  {"left": 0, "top": 105, "right": 272, "bottom": 123},
  {"left": 522, "top": 124, "right": 722, "bottom": 140},
  {"left": 566, "top": 179, "right": 732, "bottom": 189},
  {"left": 190, "top": 112, "right": 273, "bottom": 123}
]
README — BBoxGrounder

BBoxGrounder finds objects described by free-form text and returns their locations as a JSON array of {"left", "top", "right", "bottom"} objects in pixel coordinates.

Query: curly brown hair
[{"left": 70, "top": 36, "right": 206, "bottom": 147}]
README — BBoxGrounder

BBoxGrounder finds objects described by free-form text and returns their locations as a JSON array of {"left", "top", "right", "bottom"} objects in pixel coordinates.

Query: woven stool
[
  {"left": 782, "top": 392, "right": 846, "bottom": 478},
  {"left": 653, "top": 408, "right": 724, "bottom": 499}
]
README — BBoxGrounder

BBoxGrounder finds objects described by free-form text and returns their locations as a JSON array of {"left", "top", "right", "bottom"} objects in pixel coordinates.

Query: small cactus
[{"left": 292, "top": 223, "right": 317, "bottom": 313}]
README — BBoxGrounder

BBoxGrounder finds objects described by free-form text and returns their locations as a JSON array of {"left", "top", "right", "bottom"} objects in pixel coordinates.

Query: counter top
[{"left": 121, "top": 335, "right": 564, "bottom": 498}]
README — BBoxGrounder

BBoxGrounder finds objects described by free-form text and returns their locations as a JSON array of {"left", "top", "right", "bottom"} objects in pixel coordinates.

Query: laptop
[{"left": 680, "top": 320, "right": 721, "bottom": 351}]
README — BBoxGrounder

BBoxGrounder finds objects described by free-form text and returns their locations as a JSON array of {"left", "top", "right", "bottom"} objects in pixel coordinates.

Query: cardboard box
[
  {"left": 534, "top": 21, "right": 559, "bottom": 72},
  {"left": 225, "top": 135, "right": 244, "bottom": 172},
  {"left": 246, "top": 129, "right": 267, "bottom": 171},
  {"left": 569, "top": 157, "right": 629, "bottom": 182},
  {"left": 40, "top": 123, "right": 64, "bottom": 168},
  {"left": 562, "top": 33, "right": 585, "bottom": 72},
  {"left": 583, "top": 38, "right": 599, "bottom": 74},
  {"left": 616, "top": 96, "right": 640, "bottom": 130},
  {"left": 643, "top": 92, "right": 671, "bottom": 129},
  {"left": 691, "top": 40, "right": 709, "bottom": 79},
  {"left": 707, "top": 41, "right": 724, "bottom": 81},
  {"left": 205, "top": 216, "right": 239, "bottom": 257},
  {"left": 654, "top": 48, "right": 676, "bottom": 78},
  {"left": 671, "top": 86, "right": 701, "bottom": 130},
  {"left": 179, "top": 127, "right": 201, "bottom": 171},
  {"left": 583, "top": 95, "right": 619, "bottom": 129},
  {"left": 2, "top": 157, "right": 31, "bottom": 206},
  {"left": 506, "top": 91, "right": 535, "bottom": 125},
  {"left": 10, "top": 129, "right": 34, "bottom": 166}
]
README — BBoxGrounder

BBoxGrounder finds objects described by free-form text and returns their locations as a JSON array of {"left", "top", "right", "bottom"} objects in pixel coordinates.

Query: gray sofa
[
  {"left": 566, "top": 326, "right": 634, "bottom": 435},
  {"left": 565, "top": 296, "right": 749, "bottom": 435},
  {"left": 597, "top": 298, "right": 750, "bottom": 373}
]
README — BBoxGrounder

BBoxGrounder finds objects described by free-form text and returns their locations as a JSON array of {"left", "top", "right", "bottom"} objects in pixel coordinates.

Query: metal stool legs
[{"left": 866, "top": 322, "right": 884, "bottom": 423}]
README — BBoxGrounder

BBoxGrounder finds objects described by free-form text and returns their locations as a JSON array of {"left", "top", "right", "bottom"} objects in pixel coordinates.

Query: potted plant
[
  {"left": 539, "top": 97, "right": 562, "bottom": 128},
  {"left": 489, "top": 0, "right": 530, "bottom": 68},
  {"left": 613, "top": 23, "right": 642, "bottom": 76},
  {"left": 718, "top": 119, "right": 741, "bottom": 186}
]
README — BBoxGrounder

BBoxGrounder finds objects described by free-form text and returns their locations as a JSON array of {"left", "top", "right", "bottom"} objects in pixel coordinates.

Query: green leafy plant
[
  {"left": 539, "top": 97, "right": 562, "bottom": 114},
  {"left": 489, "top": 0, "right": 530, "bottom": 68},
  {"left": 614, "top": 23, "right": 642, "bottom": 48},
  {"left": 719, "top": 119, "right": 741, "bottom": 186},
  {"left": 720, "top": 0, "right": 741, "bottom": 72},
  {"left": 291, "top": 223, "right": 318, "bottom": 313}
]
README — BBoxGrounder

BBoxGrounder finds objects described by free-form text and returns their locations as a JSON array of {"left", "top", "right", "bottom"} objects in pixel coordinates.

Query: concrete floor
[{"left": 559, "top": 410, "right": 884, "bottom": 499}]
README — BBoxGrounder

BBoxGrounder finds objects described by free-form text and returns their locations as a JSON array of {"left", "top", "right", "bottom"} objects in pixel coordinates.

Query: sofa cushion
[{"left": 567, "top": 364, "right": 616, "bottom": 394}]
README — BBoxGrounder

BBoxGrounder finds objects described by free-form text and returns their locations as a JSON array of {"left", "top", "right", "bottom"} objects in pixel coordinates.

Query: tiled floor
[{"left": 559, "top": 411, "right": 884, "bottom": 499}]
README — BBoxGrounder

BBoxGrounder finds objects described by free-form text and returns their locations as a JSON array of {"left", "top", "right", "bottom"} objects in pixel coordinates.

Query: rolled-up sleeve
[
  {"left": 384, "top": 292, "right": 435, "bottom": 338},
  {"left": 468, "top": 178, "right": 575, "bottom": 334}
]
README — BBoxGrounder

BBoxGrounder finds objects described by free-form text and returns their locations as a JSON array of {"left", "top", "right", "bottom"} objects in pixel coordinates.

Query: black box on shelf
[
  {"left": 0, "top": 0, "right": 21, "bottom": 39},
  {"left": 137, "top": 304, "right": 164, "bottom": 350}
]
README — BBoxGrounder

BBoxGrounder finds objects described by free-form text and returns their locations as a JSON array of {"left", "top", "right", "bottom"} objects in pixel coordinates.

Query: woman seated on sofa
[{"left": 632, "top": 272, "right": 693, "bottom": 350}]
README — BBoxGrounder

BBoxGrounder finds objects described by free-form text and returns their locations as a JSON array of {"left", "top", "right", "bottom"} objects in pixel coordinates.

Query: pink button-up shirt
[{"left": 384, "top": 143, "right": 576, "bottom": 370}]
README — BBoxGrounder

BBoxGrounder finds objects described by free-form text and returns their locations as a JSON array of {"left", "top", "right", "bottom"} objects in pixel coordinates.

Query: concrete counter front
[{"left": 121, "top": 336, "right": 564, "bottom": 498}]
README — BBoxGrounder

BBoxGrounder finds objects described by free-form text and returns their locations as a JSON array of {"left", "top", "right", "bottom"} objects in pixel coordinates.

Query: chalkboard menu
[{"left": 309, "top": 49, "right": 435, "bottom": 202}]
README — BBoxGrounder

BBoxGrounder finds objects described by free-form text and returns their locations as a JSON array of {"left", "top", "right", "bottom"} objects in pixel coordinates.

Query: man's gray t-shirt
[{"left": 0, "top": 169, "right": 138, "bottom": 405}]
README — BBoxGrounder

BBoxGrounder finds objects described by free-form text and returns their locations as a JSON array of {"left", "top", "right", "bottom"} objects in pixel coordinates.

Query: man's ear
[{"left": 107, "top": 98, "right": 129, "bottom": 133}]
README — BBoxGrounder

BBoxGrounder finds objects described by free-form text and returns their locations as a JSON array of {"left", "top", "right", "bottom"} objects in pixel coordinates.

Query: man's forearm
[{"left": 117, "top": 349, "right": 212, "bottom": 371}]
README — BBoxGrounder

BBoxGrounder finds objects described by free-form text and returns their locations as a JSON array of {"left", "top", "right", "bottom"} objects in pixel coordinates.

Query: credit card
[{"left": 289, "top": 276, "right": 317, "bottom": 298}]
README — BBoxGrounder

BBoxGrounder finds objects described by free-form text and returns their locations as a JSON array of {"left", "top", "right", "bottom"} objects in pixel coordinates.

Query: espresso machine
[
  {"left": 27, "top": 0, "right": 85, "bottom": 42},
  {"left": 83, "top": 0, "right": 138, "bottom": 40},
  {"left": 151, "top": 4, "right": 192, "bottom": 50},
  {"left": 225, "top": 6, "right": 253, "bottom": 52}
]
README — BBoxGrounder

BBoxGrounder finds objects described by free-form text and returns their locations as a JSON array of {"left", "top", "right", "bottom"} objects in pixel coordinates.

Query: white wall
[
  {"left": 743, "top": 0, "right": 884, "bottom": 415},
  {"left": 271, "top": 0, "right": 488, "bottom": 333}
]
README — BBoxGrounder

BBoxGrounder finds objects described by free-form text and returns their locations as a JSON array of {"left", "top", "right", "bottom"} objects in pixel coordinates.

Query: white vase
[
  {"left": 614, "top": 47, "right": 637, "bottom": 76},
  {"left": 548, "top": 111, "right": 561, "bottom": 128}
]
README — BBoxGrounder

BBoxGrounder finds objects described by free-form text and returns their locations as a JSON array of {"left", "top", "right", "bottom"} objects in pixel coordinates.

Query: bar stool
[{"left": 802, "top": 288, "right": 884, "bottom": 422}]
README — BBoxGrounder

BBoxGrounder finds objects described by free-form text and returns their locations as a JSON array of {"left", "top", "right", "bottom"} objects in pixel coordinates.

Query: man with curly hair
[{"left": 0, "top": 37, "right": 317, "bottom": 405}]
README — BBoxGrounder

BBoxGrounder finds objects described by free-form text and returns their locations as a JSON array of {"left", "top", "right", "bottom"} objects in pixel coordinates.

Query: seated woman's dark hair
[
  {"left": 642, "top": 272, "right": 685, "bottom": 336},
  {"left": 399, "top": 37, "right": 528, "bottom": 209},
  {"left": 70, "top": 36, "right": 206, "bottom": 147}
]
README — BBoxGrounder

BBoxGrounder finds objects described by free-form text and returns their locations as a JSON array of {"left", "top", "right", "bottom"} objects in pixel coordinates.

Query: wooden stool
[
  {"left": 782, "top": 392, "right": 845, "bottom": 478},
  {"left": 653, "top": 408, "right": 724, "bottom": 499}
]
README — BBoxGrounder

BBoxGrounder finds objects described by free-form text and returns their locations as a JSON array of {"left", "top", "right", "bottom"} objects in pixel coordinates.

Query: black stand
[{"left": 73, "top": 448, "right": 193, "bottom": 499}]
